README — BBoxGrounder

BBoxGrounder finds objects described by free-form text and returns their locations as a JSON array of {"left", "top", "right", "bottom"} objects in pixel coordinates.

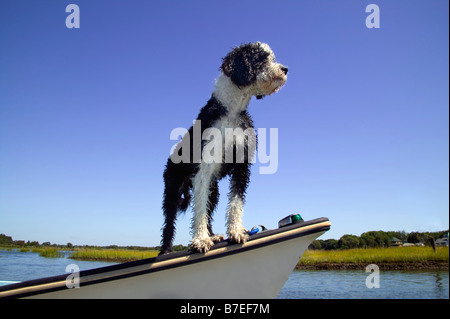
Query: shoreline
[
  {"left": 3, "top": 246, "right": 448, "bottom": 270},
  {"left": 296, "top": 261, "right": 449, "bottom": 271}
]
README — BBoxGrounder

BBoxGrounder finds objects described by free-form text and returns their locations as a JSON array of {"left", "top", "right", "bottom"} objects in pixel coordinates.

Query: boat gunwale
[{"left": 0, "top": 217, "right": 330, "bottom": 298}]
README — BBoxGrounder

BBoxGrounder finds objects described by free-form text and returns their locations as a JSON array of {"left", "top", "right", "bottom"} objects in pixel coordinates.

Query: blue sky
[{"left": 0, "top": 0, "right": 448, "bottom": 247}]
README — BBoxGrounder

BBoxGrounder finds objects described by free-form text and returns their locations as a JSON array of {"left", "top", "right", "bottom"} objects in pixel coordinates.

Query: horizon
[
  {"left": 1, "top": 0, "right": 449, "bottom": 247},
  {"left": 2, "top": 226, "right": 449, "bottom": 248}
]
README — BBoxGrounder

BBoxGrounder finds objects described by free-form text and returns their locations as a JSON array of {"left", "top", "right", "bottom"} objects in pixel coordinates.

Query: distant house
[
  {"left": 391, "top": 237, "right": 403, "bottom": 247},
  {"left": 436, "top": 233, "right": 449, "bottom": 247}
]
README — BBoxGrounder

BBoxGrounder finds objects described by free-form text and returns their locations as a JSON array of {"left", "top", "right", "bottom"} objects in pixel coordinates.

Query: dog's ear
[
  {"left": 221, "top": 49, "right": 253, "bottom": 87},
  {"left": 221, "top": 43, "right": 270, "bottom": 88}
]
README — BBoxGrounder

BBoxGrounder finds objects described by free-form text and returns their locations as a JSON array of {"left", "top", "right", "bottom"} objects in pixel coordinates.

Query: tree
[
  {"left": 338, "top": 234, "right": 360, "bottom": 249},
  {"left": 360, "top": 232, "right": 376, "bottom": 248},
  {"left": 308, "top": 240, "right": 322, "bottom": 250},
  {"left": 173, "top": 244, "right": 188, "bottom": 251},
  {"left": 369, "top": 231, "right": 390, "bottom": 247},
  {"left": 321, "top": 239, "right": 339, "bottom": 250},
  {"left": 407, "top": 232, "right": 421, "bottom": 244},
  {"left": 25, "top": 241, "right": 40, "bottom": 247},
  {"left": 13, "top": 240, "right": 25, "bottom": 247},
  {"left": 0, "top": 234, "right": 13, "bottom": 245}
]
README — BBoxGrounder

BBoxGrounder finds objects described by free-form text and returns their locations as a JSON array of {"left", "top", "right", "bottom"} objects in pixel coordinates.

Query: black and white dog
[{"left": 160, "top": 42, "right": 287, "bottom": 254}]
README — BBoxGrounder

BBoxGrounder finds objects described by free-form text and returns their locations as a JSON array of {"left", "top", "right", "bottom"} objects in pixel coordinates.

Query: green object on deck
[
  {"left": 278, "top": 214, "right": 304, "bottom": 228},
  {"left": 291, "top": 214, "right": 302, "bottom": 223}
]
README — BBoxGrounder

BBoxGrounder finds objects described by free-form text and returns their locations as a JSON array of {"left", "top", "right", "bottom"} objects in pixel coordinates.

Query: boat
[{"left": 0, "top": 216, "right": 331, "bottom": 299}]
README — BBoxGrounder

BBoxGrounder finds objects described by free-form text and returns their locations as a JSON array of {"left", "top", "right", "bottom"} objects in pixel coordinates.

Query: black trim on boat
[{"left": 0, "top": 217, "right": 330, "bottom": 298}]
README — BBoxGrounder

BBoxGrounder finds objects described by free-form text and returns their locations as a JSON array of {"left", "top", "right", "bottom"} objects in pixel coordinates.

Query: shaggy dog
[{"left": 160, "top": 42, "right": 287, "bottom": 254}]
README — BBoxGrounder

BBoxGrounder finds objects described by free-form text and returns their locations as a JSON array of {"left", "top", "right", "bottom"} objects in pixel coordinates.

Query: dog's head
[{"left": 220, "top": 42, "right": 288, "bottom": 99}]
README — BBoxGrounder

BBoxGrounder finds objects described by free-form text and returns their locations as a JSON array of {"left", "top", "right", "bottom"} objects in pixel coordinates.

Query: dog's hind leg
[
  {"left": 160, "top": 186, "right": 179, "bottom": 255},
  {"left": 160, "top": 200, "right": 177, "bottom": 255},
  {"left": 160, "top": 164, "right": 189, "bottom": 255}
]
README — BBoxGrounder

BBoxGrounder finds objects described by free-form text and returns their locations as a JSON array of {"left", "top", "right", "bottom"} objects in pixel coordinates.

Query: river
[
  {"left": 0, "top": 249, "right": 448, "bottom": 299},
  {"left": 277, "top": 269, "right": 448, "bottom": 299}
]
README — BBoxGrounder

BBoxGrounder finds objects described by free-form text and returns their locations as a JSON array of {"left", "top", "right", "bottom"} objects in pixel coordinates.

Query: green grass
[
  {"left": 4, "top": 244, "right": 448, "bottom": 267},
  {"left": 72, "top": 246, "right": 449, "bottom": 265},
  {"left": 70, "top": 249, "right": 160, "bottom": 262},
  {"left": 298, "top": 246, "right": 449, "bottom": 265},
  {"left": 31, "top": 247, "right": 66, "bottom": 258},
  {"left": 0, "top": 246, "right": 66, "bottom": 257}
]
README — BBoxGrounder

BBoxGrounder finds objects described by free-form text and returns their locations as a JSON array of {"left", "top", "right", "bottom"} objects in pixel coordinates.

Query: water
[
  {"left": 0, "top": 249, "right": 117, "bottom": 285},
  {"left": 1, "top": 250, "right": 448, "bottom": 299},
  {"left": 278, "top": 269, "right": 449, "bottom": 299}
]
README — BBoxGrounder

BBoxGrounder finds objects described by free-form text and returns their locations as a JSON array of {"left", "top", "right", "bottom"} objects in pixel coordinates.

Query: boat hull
[{"left": 0, "top": 218, "right": 330, "bottom": 299}]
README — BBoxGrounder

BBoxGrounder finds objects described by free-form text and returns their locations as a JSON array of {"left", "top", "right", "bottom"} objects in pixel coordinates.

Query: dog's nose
[{"left": 281, "top": 66, "right": 288, "bottom": 75}]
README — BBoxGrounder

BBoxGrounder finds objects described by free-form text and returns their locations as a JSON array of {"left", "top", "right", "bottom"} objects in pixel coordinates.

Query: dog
[{"left": 160, "top": 42, "right": 287, "bottom": 254}]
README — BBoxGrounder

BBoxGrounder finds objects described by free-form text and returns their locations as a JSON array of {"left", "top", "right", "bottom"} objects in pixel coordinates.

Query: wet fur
[{"left": 160, "top": 42, "right": 287, "bottom": 254}]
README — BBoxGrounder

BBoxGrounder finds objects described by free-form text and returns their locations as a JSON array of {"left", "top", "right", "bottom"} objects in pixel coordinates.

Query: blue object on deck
[{"left": 248, "top": 225, "right": 268, "bottom": 236}]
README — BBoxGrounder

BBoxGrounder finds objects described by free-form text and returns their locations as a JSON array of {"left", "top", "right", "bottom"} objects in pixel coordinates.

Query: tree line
[
  {"left": 0, "top": 234, "right": 72, "bottom": 248},
  {"left": 0, "top": 233, "right": 190, "bottom": 251},
  {"left": 309, "top": 230, "right": 449, "bottom": 250},
  {"left": 2, "top": 229, "right": 448, "bottom": 251}
]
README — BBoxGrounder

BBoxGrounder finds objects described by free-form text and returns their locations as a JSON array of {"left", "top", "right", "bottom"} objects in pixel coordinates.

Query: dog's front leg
[
  {"left": 190, "top": 163, "right": 216, "bottom": 253},
  {"left": 226, "top": 163, "right": 250, "bottom": 244}
]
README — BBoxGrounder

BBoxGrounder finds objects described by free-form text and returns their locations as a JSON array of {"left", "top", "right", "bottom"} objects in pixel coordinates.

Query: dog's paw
[
  {"left": 228, "top": 228, "right": 249, "bottom": 244},
  {"left": 210, "top": 234, "right": 225, "bottom": 244},
  {"left": 191, "top": 236, "right": 214, "bottom": 253}
]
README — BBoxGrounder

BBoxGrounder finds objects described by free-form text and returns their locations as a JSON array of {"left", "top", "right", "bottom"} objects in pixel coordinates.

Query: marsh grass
[
  {"left": 31, "top": 247, "right": 66, "bottom": 258},
  {"left": 299, "top": 246, "right": 449, "bottom": 265},
  {"left": 70, "top": 249, "right": 159, "bottom": 262},
  {"left": 4, "top": 244, "right": 448, "bottom": 268}
]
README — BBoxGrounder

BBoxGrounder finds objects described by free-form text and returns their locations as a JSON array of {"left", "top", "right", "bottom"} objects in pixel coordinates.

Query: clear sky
[{"left": 0, "top": 0, "right": 448, "bottom": 247}]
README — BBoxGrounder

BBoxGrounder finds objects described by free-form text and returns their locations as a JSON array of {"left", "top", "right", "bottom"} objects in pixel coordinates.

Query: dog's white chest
[{"left": 215, "top": 115, "right": 242, "bottom": 146}]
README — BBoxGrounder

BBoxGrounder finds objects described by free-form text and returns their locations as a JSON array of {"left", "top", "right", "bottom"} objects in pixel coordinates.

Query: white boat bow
[{"left": 0, "top": 217, "right": 331, "bottom": 299}]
